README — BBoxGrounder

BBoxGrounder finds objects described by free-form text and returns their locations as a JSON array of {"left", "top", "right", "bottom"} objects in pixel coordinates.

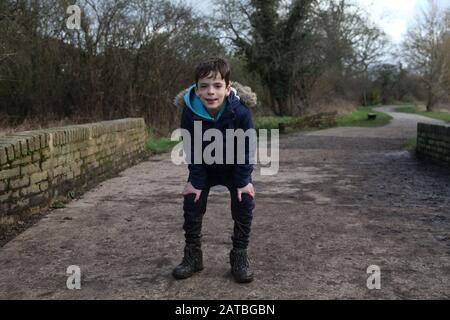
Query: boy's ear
[
  {"left": 225, "top": 84, "right": 231, "bottom": 96},
  {"left": 194, "top": 85, "right": 200, "bottom": 97}
]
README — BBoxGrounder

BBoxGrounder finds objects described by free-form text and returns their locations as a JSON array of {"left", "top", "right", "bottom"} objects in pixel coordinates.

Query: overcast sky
[
  {"left": 355, "top": 0, "right": 449, "bottom": 43},
  {"left": 183, "top": 0, "right": 450, "bottom": 44}
]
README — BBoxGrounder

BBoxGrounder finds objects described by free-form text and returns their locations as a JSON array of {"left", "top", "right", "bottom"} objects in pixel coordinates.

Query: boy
[{"left": 172, "top": 57, "right": 256, "bottom": 283}]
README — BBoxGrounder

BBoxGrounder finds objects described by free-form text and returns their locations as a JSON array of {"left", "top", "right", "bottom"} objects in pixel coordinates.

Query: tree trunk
[
  {"left": 270, "top": 94, "right": 281, "bottom": 116},
  {"left": 426, "top": 87, "right": 435, "bottom": 112},
  {"left": 277, "top": 98, "right": 288, "bottom": 117}
]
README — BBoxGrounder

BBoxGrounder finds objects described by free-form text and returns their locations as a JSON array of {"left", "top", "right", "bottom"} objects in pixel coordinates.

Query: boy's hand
[
  {"left": 237, "top": 183, "right": 255, "bottom": 202},
  {"left": 182, "top": 182, "right": 202, "bottom": 203}
]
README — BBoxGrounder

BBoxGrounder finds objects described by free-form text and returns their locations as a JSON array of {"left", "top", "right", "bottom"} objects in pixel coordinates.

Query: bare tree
[
  {"left": 214, "top": 0, "right": 388, "bottom": 115},
  {"left": 0, "top": 0, "right": 224, "bottom": 134},
  {"left": 314, "top": 0, "right": 388, "bottom": 106},
  {"left": 403, "top": 0, "right": 449, "bottom": 111},
  {"left": 443, "top": 9, "right": 450, "bottom": 100}
]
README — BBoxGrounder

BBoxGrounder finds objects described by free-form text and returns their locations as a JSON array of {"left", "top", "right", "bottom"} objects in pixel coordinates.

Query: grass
[
  {"left": 395, "top": 106, "right": 417, "bottom": 113},
  {"left": 336, "top": 106, "right": 392, "bottom": 127},
  {"left": 145, "top": 127, "right": 179, "bottom": 154},
  {"left": 403, "top": 137, "right": 417, "bottom": 152},
  {"left": 50, "top": 200, "right": 66, "bottom": 209},
  {"left": 254, "top": 116, "right": 297, "bottom": 130},
  {"left": 394, "top": 105, "right": 450, "bottom": 122},
  {"left": 254, "top": 107, "right": 391, "bottom": 134}
]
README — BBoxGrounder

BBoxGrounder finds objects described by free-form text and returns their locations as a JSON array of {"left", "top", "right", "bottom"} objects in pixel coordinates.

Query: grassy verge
[
  {"left": 402, "top": 137, "right": 417, "bottom": 152},
  {"left": 254, "top": 116, "right": 297, "bottom": 130},
  {"left": 254, "top": 113, "right": 336, "bottom": 133},
  {"left": 394, "top": 105, "right": 450, "bottom": 122},
  {"left": 145, "top": 128, "right": 179, "bottom": 154},
  {"left": 336, "top": 106, "right": 392, "bottom": 127}
]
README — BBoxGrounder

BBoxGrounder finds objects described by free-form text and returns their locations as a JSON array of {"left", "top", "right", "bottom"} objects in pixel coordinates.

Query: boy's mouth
[{"left": 205, "top": 98, "right": 218, "bottom": 105}]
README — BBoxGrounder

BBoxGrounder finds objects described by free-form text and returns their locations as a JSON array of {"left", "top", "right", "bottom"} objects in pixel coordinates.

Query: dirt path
[
  {"left": 308, "top": 105, "right": 447, "bottom": 139},
  {"left": 0, "top": 107, "right": 449, "bottom": 299}
]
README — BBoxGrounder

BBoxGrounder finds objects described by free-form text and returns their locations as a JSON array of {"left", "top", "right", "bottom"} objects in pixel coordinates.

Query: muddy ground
[{"left": 0, "top": 106, "right": 449, "bottom": 299}]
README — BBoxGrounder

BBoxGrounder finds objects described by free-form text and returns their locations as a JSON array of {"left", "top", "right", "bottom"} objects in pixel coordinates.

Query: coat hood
[
  {"left": 174, "top": 84, "right": 244, "bottom": 122},
  {"left": 183, "top": 84, "right": 227, "bottom": 122}
]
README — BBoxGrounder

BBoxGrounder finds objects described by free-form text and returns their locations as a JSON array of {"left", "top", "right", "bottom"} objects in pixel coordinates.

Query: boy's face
[{"left": 195, "top": 72, "right": 231, "bottom": 113}]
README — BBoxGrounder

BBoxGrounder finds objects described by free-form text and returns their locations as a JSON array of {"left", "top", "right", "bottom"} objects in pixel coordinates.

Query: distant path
[
  {"left": 307, "top": 105, "right": 447, "bottom": 139},
  {"left": 0, "top": 106, "right": 449, "bottom": 299}
]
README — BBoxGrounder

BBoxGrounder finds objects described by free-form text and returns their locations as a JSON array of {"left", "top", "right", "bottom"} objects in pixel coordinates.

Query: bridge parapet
[
  {"left": 0, "top": 118, "right": 148, "bottom": 225},
  {"left": 417, "top": 123, "right": 450, "bottom": 166}
]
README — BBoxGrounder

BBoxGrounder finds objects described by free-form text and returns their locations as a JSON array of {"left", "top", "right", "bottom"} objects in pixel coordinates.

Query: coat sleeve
[
  {"left": 181, "top": 107, "right": 208, "bottom": 190},
  {"left": 233, "top": 106, "right": 255, "bottom": 188}
]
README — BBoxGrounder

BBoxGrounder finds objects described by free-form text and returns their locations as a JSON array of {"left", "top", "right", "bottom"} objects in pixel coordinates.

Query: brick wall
[
  {"left": 416, "top": 123, "right": 450, "bottom": 165},
  {"left": 0, "top": 118, "right": 148, "bottom": 225}
]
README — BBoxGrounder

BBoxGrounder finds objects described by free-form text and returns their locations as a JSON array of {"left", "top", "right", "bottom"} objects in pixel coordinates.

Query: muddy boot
[
  {"left": 172, "top": 243, "right": 204, "bottom": 280},
  {"left": 230, "top": 248, "right": 254, "bottom": 283}
]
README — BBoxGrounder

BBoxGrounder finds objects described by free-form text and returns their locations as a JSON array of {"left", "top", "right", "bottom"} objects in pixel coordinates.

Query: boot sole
[
  {"left": 235, "top": 277, "right": 254, "bottom": 284},
  {"left": 172, "top": 267, "right": 204, "bottom": 280},
  {"left": 231, "top": 271, "right": 254, "bottom": 283}
]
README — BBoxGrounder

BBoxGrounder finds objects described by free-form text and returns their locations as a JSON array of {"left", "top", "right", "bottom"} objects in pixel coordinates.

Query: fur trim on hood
[{"left": 173, "top": 81, "right": 258, "bottom": 109}]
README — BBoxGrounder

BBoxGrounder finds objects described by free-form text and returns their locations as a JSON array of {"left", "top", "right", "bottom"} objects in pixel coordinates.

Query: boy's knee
[
  {"left": 241, "top": 193, "right": 255, "bottom": 205},
  {"left": 183, "top": 194, "right": 197, "bottom": 210},
  {"left": 183, "top": 194, "right": 207, "bottom": 214},
  {"left": 232, "top": 193, "right": 255, "bottom": 213}
]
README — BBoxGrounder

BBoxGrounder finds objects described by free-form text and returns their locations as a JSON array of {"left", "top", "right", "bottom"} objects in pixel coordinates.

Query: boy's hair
[{"left": 195, "top": 57, "right": 230, "bottom": 87}]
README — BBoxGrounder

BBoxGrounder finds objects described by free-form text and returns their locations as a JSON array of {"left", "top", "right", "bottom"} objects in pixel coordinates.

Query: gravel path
[
  {"left": 0, "top": 107, "right": 449, "bottom": 299},
  {"left": 307, "top": 105, "right": 447, "bottom": 139}
]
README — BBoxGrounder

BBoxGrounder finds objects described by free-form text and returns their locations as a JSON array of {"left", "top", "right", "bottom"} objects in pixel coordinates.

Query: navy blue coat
[{"left": 179, "top": 86, "right": 254, "bottom": 190}]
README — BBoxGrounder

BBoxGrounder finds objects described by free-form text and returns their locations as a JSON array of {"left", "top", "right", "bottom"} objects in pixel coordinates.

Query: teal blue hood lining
[{"left": 183, "top": 84, "right": 227, "bottom": 122}]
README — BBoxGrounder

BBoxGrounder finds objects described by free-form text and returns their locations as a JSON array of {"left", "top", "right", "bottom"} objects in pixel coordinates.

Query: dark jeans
[{"left": 183, "top": 174, "right": 255, "bottom": 249}]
